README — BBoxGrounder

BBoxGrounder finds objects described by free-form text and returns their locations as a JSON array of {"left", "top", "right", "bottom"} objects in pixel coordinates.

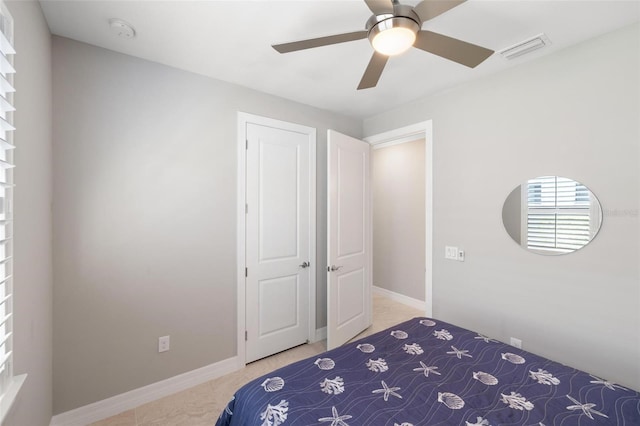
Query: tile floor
[{"left": 89, "top": 294, "right": 423, "bottom": 426}]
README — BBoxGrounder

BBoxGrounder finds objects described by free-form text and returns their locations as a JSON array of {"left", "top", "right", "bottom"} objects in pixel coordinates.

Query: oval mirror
[{"left": 502, "top": 176, "right": 603, "bottom": 255}]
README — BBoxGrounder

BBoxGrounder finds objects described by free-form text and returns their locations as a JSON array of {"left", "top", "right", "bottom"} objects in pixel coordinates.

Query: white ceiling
[{"left": 39, "top": 0, "right": 640, "bottom": 119}]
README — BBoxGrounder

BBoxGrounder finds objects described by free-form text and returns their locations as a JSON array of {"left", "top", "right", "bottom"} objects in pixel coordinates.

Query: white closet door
[{"left": 245, "top": 121, "right": 313, "bottom": 363}]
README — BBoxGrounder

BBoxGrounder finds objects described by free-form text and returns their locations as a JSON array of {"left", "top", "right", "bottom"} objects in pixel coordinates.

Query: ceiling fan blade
[
  {"left": 413, "top": 0, "right": 466, "bottom": 22},
  {"left": 273, "top": 31, "right": 368, "bottom": 53},
  {"left": 414, "top": 30, "right": 493, "bottom": 68},
  {"left": 364, "top": 0, "right": 394, "bottom": 15},
  {"left": 357, "top": 52, "right": 389, "bottom": 90}
]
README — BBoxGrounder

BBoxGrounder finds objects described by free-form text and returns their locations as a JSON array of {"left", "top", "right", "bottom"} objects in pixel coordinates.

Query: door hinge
[
  {"left": 245, "top": 267, "right": 248, "bottom": 277},
  {"left": 245, "top": 330, "right": 248, "bottom": 341},
  {"left": 246, "top": 139, "right": 248, "bottom": 150},
  {"left": 245, "top": 203, "right": 248, "bottom": 214}
]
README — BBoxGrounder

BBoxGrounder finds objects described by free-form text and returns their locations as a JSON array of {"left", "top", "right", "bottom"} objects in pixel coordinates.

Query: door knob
[
  {"left": 299, "top": 261, "right": 310, "bottom": 268},
  {"left": 329, "top": 265, "right": 343, "bottom": 272}
]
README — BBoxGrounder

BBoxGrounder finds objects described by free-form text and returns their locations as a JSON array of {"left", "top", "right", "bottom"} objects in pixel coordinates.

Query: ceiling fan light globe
[
  {"left": 369, "top": 17, "right": 419, "bottom": 56},
  {"left": 372, "top": 27, "right": 416, "bottom": 55}
]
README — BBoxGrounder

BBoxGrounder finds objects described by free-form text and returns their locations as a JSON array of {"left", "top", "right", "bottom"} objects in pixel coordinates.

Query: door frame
[
  {"left": 236, "top": 112, "right": 317, "bottom": 368},
  {"left": 364, "top": 120, "right": 434, "bottom": 317}
]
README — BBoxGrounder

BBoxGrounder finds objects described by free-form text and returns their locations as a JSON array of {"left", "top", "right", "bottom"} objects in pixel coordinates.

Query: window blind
[
  {"left": 526, "top": 176, "right": 591, "bottom": 253},
  {"left": 0, "top": 1, "right": 14, "bottom": 398}
]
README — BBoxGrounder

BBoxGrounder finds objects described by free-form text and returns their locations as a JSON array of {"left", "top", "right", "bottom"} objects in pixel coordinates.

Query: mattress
[{"left": 216, "top": 317, "right": 640, "bottom": 425}]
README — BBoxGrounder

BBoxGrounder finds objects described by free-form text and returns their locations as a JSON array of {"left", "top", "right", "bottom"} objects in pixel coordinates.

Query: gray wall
[
  {"left": 372, "top": 139, "right": 425, "bottom": 301},
  {"left": 52, "top": 36, "right": 361, "bottom": 413},
  {"left": 5, "top": 1, "right": 53, "bottom": 425},
  {"left": 364, "top": 23, "right": 640, "bottom": 391}
]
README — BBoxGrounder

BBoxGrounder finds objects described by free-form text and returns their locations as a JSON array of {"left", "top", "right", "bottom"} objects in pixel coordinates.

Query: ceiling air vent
[{"left": 499, "top": 33, "right": 551, "bottom": 60}]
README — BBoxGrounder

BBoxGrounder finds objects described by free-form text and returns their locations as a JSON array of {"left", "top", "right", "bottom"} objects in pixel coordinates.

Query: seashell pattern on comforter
[{"left": 217, "top": 317, "right": 640, "bottom": 426}]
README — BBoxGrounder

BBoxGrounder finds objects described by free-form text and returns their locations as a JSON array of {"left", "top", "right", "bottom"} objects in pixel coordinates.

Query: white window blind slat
[
  {"left": 0, "top": 23, "right": 14, "bottom": 56},
  {"left": 0, "top": 34, "right": 13, "bottom": 55},
  {"left": 0, "top": 158, "right": 13, "bottom": 169},
  {"left": 0, "top": 53, "right": 13, "bottom": 76},
  {"left": 0, "top": 351, "right": 12, "bottom": 374},
  {"left": 0, "top": 159, "right": 13, "bottom": 170},
  {"left": 0, "top": 115, "right": 14, "bottom": 132},
  {"left": 0, "top": 94, "right": 13, "bottom": 113},
  {"left": 0, "top": 73, "right": 13, "bottom": 94},
  {"left": 0, "top": 137, "right": 14, "bottom": 151},
  {"left": 0, "top": 331, "right": 10, "bottom": 349},
  {"left": 0, "top": 313, "right": 10, "bottom": 329}
]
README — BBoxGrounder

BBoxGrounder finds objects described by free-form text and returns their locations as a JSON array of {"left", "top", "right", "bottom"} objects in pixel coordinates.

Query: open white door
[{"left": 327, "top": 130, "right": 372, "bottom": 350}]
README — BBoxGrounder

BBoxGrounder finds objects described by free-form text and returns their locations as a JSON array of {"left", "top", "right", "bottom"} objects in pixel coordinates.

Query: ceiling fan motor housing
[
  {"left": 365, "top": 4, "right": 421, "bottom": 31},
  {"left": 366, "top": 5, "right": 421, "bottom": 55}
]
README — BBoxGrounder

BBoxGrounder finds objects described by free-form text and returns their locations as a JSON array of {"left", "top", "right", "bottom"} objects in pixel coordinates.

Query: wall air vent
[{"left": 499, "top": 33, "right": 551, "bottom": 60}]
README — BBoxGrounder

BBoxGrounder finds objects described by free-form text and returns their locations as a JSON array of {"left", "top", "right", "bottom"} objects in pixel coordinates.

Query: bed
[{"left": 216, "top": 317, "right": 640, "bottom": 425}]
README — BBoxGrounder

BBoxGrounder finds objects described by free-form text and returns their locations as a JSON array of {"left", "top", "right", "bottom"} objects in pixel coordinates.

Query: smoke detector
[
  {"left": 109, "top": 19, "right": 136, "bottom": 39},
  {"left": 499, "top": 33, "right": 551, "bottom": 60}
]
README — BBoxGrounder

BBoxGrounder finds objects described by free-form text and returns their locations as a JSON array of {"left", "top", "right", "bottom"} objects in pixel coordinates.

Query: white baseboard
[
  {"left": 50, "top": 356, "right": 239, "bottom": 426},
  {"left": 314, "top": 326, "right": 327, "bottom": 342},
  {"left": 373, "top": 285, "right": 427, "bottom": 312}
]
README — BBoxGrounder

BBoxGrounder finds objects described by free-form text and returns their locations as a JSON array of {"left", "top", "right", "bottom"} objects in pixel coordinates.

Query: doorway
[{"left": 365, "top": 121, "right": 433, "bottom": 317}]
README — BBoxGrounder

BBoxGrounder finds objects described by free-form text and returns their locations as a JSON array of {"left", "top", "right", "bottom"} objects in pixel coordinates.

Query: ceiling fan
[{"left": 272, "top": 0, "right": 494, "bottom": 90}]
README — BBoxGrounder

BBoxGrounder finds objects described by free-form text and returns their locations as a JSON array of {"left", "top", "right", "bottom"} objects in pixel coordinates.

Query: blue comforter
[{"left": 216, "top": 317, "right": 640, "bottom": 425}]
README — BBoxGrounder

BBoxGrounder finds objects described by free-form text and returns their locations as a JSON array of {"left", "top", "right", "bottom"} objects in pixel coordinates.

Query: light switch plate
[{"left": 445, "top": 246, "right": 458, "bottom": 260}]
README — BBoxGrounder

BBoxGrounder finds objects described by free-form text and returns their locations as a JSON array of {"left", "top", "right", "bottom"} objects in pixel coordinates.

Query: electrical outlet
[
  {"left": 510, "top": 337, "right": 522, "bottom": 349},
  {"left": 158, "top": 335, "right": 170, "bottom": 353}
]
